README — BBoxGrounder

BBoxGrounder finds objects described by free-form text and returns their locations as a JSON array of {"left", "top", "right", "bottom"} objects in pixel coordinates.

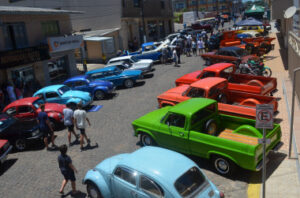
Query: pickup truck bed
[{"left": 219, "top": 129, "right": 258, "bottom": 145}]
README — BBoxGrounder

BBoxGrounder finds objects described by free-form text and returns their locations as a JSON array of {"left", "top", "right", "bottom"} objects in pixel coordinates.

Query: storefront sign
[
  {"left": 48, "top": 35, "right": 83, "bottom": 53},
  {"left": 0, "top": 45, "right": 50, "bottom": 69}
]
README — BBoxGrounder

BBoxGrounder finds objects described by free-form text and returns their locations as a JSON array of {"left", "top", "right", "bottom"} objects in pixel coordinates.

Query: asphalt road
[{"left": 0, "top": 55, "right": 249, "bottom": 198}]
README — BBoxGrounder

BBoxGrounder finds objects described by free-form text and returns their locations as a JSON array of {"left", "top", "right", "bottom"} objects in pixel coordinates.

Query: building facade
[
  {"left": 172, "top": 0, "right": 231, "bottom": 13},
  {"left": 0, "top": 6, "right": 83, "bottom": 88}
]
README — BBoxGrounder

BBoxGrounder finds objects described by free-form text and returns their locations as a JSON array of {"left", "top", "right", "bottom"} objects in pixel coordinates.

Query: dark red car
[
  {"left": 3, "top": 97, "right": 65, "bottom": 129},
  {"left": 0, "top": 139, "right": 12, "bottom": 169}
]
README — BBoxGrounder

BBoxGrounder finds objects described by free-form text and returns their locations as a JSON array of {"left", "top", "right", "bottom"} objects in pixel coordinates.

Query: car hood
[
  {"left": 95, "top": 153, "right": 129, "bottom": 174},
  {"left": 121, "top": 69, "right": 142, "bottom": 76},
  {"left": 132, "top": 107, "right": 171, "bottom": 127},
  {"left": 37, "top": 103, "right": 66, "bottom": 114},
  {"left": 62, "top": 91, "right": 90, "bottom": 100},
  {"left": 89, "top": 80, "right": 114, "bottom": 88},
  {"left": 175, "top": 70, "right": 202, "bottom": 85},
  {"left": 137, "top": 59, "right": 153, "bottom": 64},
  {"left": 0, "top": 139, "right": 8, "bottom": 148},
  {"left": 158, "top": 86, "right": 189, "bottom": 100}
]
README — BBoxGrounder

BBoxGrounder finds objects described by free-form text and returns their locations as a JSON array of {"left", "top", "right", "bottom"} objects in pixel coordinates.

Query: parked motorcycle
[{"left": 238, "top": 60, "right": 272, "bottom": 77}]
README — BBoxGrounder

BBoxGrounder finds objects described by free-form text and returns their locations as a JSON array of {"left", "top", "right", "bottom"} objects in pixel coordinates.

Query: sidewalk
[{"left": 256, "top": 32, "right": 300, "bottom": 197}]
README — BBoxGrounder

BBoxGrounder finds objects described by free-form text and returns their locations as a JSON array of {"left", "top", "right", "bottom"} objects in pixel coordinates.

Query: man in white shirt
[{"left": 74, "top": 103, "right": 91, "bottom": 151}]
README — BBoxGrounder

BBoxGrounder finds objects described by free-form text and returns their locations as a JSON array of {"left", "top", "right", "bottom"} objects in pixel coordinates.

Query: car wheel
[
  {"left": 140, "top": 133, "right": 156, "bottom": 146},
  {"left": 124, "top": 79, "right": 134, "bottom": 88},
  {"left": 262, "top": 68, "right": 272, "bottom": 77},
  {"left": 212, "top": 155, "right": 237, "bottom": 176},
  {"left": 87, "top": 182, "right": 103, "bottom": 198},
  {"left": 204, "top": 119, "right": 218, "bottom": 136},
  {"left": 94, "top": 90, "right": 105, "bottom": 100},
  {"left": 217, "top": 94, "right": 227, "bottom": 104},
  {"left": 15, "top": 138, "right": 26, "bottom": 151}
]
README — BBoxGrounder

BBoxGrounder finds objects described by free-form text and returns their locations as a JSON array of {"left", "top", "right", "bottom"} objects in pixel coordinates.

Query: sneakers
[{"left": 87, "top": 139, "right": 91, "bottom": 144}]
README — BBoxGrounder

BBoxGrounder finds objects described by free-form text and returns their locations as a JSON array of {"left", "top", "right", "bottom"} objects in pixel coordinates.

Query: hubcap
[
  {"left": 95, "top": 91, "right": 104, "bottom": 99},
  {"left": 215, "top": 158, "right": 229, "bottom": 174},
  {"left": 125, "top": 80, "right": 133, "bottom": 87},
  {"left": 143, "top": 135, "right": 152, "bottom": 146},
  {"left": 89, "top": 186, "right": 98, "bottom": 198},
  {"left": 16, "top": 139, "right": 26, "bottom": 150},
  {"left": 208, "top": 124, "right": 216, "bottom": 135}
]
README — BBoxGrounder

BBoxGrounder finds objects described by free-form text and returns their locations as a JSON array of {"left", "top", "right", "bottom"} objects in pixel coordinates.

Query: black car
[{"left": 0, "top": 113, "right": 42, "bottom": 151}]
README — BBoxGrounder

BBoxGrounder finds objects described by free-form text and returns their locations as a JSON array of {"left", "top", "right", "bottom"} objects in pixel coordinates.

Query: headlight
[{"left": 32, "top": 130, "right": 40, "bottom": 137}]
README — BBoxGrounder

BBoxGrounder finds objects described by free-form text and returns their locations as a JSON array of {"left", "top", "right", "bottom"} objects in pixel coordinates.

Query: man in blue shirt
[{"left": 37, "top": 104, "right": 56, "bottom": 150}]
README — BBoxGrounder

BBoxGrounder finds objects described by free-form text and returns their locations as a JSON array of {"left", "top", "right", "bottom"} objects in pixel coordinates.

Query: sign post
[{"left": 256, "top": 104, "right": 274, "bottom": 198}]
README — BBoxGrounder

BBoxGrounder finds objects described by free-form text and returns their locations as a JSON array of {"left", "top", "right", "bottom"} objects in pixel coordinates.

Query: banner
[{"left": 48, "top": 35, "right": 83, "bottom": 53}]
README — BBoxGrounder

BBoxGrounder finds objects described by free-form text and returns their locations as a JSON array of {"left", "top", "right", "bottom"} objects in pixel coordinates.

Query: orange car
[
  {"left": 158, "top": 77, "right": 278, "bottom": 119},
  {"left": 175, "top": 63, "right": 277, "bottom": 96}
]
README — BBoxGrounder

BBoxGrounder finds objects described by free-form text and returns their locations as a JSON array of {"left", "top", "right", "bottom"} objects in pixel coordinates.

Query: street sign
[{"left": 256, "top": 104, "right": 274, "bottom": 129}]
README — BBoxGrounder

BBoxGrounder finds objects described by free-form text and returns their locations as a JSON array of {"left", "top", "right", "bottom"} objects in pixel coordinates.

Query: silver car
[{"left": 107, "top": 56, "right": 154, "bottom": 74}]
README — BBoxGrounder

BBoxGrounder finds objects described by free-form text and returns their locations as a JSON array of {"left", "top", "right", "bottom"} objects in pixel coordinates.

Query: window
[
  {"left": 165, "top": 113, "right": 185, "bottom": 128},
  {"left": 90, "top": 72, "right": 104, "bottom": 80},
  {"left": 3, "top": 23, "right": 28, "bottom": 50},
  {"left": 74, "top": 81, "right": 87, "bottom": 87},
  {"left": 186, "top": 87, "right": 205, "bottom": 98},
  {"left": 140, "top": 175, "right": 164, "bottom": 197},
  {"left": 35, "top": 93, "right": 44, "bottom": 99},
  {"left": 133, "top": 0, "right": 140, "bottom": 7},
  {"left": 200, "top": 71, "right": 215, "bottom": 79},
  {"left": 45, "top": 92, "right": 59, "bottom": 99},
  {"left": 114, "top": 167, "right": 137, "bottom": 185},
  {"left": 41, "top": 21, "right": 60, "bottom": 37},
  {"left": 64, "top": 82, "right": 73, "bottom": 88},
  {"left": 18, "top": 106, "right": 34, "bottom": 114},
  {"left": 5, "top": 107, "right": 17, "bottom": 116},
  {"left": 58, "top": 86, "right": 71, "bottom": 95},
  {"left": 191, "top": 104, "right": 216, "bottom": 125},
  {"left": 175, "top": 167, "right": 206, "bottom": 197},
  {"left": 160, "top": 0, "right": 165, "bottom": 9},
  {"left": 148, "top": 21, "right": 158, "bottom": 41}
]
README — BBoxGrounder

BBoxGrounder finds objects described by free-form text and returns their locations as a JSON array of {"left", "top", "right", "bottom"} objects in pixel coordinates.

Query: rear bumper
[
  {"left": 0, "top": 145, "right": 12, "bottom": 164},
  {"left": 256, "top": 154, "right": 270, "bottom": 171}
]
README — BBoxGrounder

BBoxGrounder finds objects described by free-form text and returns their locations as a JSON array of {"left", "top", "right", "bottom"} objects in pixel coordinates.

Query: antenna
[{"left": 284, "top": 6, "right": 297, "bottom": 19}]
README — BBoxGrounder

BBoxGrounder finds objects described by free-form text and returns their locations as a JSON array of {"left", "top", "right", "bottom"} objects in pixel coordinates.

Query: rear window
[{"left": 174, "top": 167, "right": 206, "bottom": 197}]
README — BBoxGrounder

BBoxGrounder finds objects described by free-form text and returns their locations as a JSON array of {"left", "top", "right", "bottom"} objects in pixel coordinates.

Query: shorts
[
  {"left": 66, "top": 125, "right": 74, "bottom": 132},
  {"left": 39, "top": 128, "right": 53, "bottom": 138},
  {"left": 79, "top": 128, "right": 86, "bottom": 135},
  {"left": 61, "top": 170, "right": 76, "bottom": 181}
]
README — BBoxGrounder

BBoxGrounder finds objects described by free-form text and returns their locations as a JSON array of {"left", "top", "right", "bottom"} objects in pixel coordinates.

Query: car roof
[
  {"left": 119, "top": 146, "right": 196, "bottom": 185},
  {"left": 64, "top": 75, "right": 88, "bottom": 83},
  {"left": 169, "top": 98, "right": 216, "bottom": 117},
  {"left": 106, "top": 61, "right": 125, "bottom": 66},
  {"left": 4, "top": 97, "right": 40, "bottom": 109},
  {"left": 86, "top": 66, "right": 116, "bottom": 75},
  {"left": 191, "top": 77, "right": 227, "bottom": 90},
  {"left": 35, "top": 85, "right": 64, "bottom": 94},
  {"left": 142, "top": 42, "right": 155, "bottom": 47},
  {"left": 203, "top": 63, "right": 234, "bottom": 72},
  {"left": 109, "top": 56, "right": 132, "bottom": 62}
]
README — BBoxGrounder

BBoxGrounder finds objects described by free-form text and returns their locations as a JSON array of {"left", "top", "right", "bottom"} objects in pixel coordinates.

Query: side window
[
  {"left": 165, "top": 113, "right": 185, "bottom": 128},
  {"left": 45, "top": 92, "right": 59, "bottom": 99},
  {"left": 18, "top": 106, "right": 34, "bottom": 113},
  {"left": 90, "top": 72, "right": 104, "bottom": 79},
  {"left": 208, "top": 87, "right": 219, "bottom": 98},
  {"left": 114, "top": 167, "right": 136, "bottom": 186},
  {"left": 140, "top": 175, "right": 164, "bottom": 198},
  {"left": 186, "top": 88, "right": 205, "bottom": 98},
  {"left": 191, "top": 104, "right": 216, "bottom": 126},
  {"left": 35, "top": 93, "right": 44, "bottom": 99},
  {"left": 74, "top": 81, "right": 87, "bottom": 87},
  {"left": 6, "top": 107, "right": 17, "bottom": 116},
  {"left": 200, "top": 71, "right": 215, "bottom": 79},
  {"left": 65, "top": 82, "right": 73, "bottom": 88}
]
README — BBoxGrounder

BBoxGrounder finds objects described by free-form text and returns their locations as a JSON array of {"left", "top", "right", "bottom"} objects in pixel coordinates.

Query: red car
[
  {"left": 0, "top": 139, "right": 12, "bottom": 169},
  {"left": 3, "top": 97, "right": 65, "bottom": 129}
]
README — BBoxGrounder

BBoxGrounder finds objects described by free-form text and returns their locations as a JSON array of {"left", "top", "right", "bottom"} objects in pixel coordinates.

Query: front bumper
[
  {"left": 26, "top": 130, "right": 44, "bottom": 141},
  {"left": 0, "top": 145, "right": 12, "bottom": 164},
  {"left": 107, "top": 86, "right": 116, "bottom": 93}
]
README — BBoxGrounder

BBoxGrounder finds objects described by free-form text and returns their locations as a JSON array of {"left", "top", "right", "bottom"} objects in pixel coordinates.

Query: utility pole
[{"left": 140, "top": 0, "right": 147, "bottom": 43}]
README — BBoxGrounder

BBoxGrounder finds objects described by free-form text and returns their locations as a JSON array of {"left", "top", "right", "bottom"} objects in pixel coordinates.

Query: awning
[
  {"left": 235, "top": 17, "right": 263, "bottom": 26},
  {"left": 83, "top": 37, "right": 112, "bottom": 42}
]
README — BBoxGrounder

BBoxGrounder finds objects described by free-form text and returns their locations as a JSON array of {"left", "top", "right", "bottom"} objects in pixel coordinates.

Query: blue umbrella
[{"left": 234, "top": 17, "right": 263, "bottom": 26}]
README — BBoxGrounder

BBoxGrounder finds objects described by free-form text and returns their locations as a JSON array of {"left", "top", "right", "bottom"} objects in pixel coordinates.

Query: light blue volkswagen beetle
[
  {"left": 83, "top": 146, "right": 224, "bottom": 198},
  {"left": 33, "top": 85, "right": 92, "bottom": 108}
]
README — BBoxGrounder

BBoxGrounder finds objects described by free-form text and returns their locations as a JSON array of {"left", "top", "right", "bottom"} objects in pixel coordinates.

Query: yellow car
[{"left": 236, "top": 25, "right": 265, "bottom": 36}]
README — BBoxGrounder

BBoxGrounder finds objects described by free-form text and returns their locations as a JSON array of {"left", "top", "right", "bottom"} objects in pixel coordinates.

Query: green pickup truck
[{"left": 132, "top": 98, "right": 281, "bottom": 176}]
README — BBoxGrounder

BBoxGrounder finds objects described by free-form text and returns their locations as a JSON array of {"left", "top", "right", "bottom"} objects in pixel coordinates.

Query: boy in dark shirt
[{"left": 58, "top": 145, "right": 78, "bottom": 195}]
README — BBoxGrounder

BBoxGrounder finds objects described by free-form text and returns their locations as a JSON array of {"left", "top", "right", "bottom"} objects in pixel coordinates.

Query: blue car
[
  {"left": 83, "top": 146, "right": 224, "bottom": 198},
  {"left": 122, "top": 42, "right": 162, "bottom": 62},
  {"left": 64, "top": 76, "right": 115, "bottom": 100},
  {"left": 85, "top": 66, "right": 142, "bottom": 88},
  {"left": 33, "top": 85, "right": 92, "bottom": 108}
]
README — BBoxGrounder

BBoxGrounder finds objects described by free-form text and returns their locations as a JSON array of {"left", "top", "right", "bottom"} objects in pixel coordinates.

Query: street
[{"left": 0, "top": 55, "right": 249, "bottom": 198}]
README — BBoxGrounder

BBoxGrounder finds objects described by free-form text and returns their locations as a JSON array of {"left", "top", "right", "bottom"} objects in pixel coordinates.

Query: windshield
[
  {"left": 236, "top": 48, "right": 248, "bottom": 57},
  {"left": 175, "top": 167, "right": 206, "bottom": 197},
  {"left": 114, "top": 67, "right": 122, "bottom": 74},
  {"left": 33, "top": 98, "right": 45, "bottom": 109},
  {"left": 130, "top": 56, "right": 139, "bottom": 63},
  {"left": 58, "top": 86, "right": 71, "bottom": 95},
  {"left": 0, "top": 114, "right": 16, "bottom": 132}
]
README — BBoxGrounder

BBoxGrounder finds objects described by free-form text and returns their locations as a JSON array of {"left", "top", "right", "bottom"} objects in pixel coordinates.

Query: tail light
[{"left": 219, "top": 191, "right": 225, "bottom": 198}]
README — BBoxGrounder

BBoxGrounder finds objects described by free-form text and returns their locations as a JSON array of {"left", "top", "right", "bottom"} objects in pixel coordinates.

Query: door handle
[{"left": 179, "top": 132, "right": 184, "bottom": 137}]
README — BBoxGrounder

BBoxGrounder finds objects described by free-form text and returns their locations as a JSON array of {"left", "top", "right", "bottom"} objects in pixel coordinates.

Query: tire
[
  {"left": 94, "top": 90, "right": 105, "bottom": 100},
  {"left": 204, "top": 119, "right": 218, "bottom": 136},
  {"left": 87, "top": 182, "right": 103, "bottom": 198},
  {"left": 262, "top": 68, "right": 272, "bottom": 77},
  {"left": 211, "top": 155, "right": 237, "bottom": 176},
  {"left": 140, "top": 133, "right": 156, "bottom": 146},
  {"left": 15, "top": 138, "right": 26, "bottom": 151},
  {"left": 124, "top": 79, "right": 134, "bottom": 88},
  {"left": 217, "top": 94, "right": 228, "bottom": 104}
]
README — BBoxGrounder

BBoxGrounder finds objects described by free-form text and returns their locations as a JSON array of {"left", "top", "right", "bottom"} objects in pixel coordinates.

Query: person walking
[
  {"left": 172, "top": 48, "right": 178, "bottom": 67},
  {"left": 161, "top": 47, "right": 168, "bottom": 64},
  {"left": 58, "top": 145, "right": 78, "bottom": 195},
  {"left": 175, "top": 45, "right": 181, "bottom": 64},
  {"left": 37, "top": 104, "right": 56, "bottom": 150},
  {"left": 197, "top": 39, "right": 205, "bottom": 55},
  {"left": 192, "top": 40, "right": 197, "bottom": 56},
  {"left": 63, "top": 103, "right": 79, "bottom": 146},
  {"left": 74, "top": 103, "right": 91, "bottom": 151}
]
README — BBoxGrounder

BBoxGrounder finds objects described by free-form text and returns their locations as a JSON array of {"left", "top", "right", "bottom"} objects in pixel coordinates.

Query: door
[
  {"left": 112, "top": 167, "right": 138, "bottom": 198},
  {"left": 73, "top": 80, "right": 88, "bottom": 92},
  {"left": 164, "top": 113, "right": 189, "bottom": 153},
  {"left": 103, "top": 69, "right": 122, "bottom": 86},
  {"left": 45, "top": 92, "right": 61, "bottom": 104},
  {"left": 15, "top": 105, "right": 36, "bottom": 121}
]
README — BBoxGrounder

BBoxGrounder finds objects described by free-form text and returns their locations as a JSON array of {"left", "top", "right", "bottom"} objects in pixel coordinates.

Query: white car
[
  {"left": 105, "top": 61, "right": 153, "bottom": 76},
  {"left": 107, "top": 56, "right": 153, "bottom": 74}
]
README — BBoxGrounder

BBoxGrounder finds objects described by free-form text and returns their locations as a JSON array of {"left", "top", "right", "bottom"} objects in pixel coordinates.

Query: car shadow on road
[
  {"left": 61, "top": 190, "right": 86, "bottom": 198},
  {"left": 0, "top": 158, "right": 18, "bottom": 176},
  {"left": 143, "top": 73, "right": 154, "bottom": 79}
]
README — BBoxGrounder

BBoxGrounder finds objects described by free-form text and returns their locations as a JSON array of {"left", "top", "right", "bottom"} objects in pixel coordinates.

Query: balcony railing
[{"left": 289, "top": 31, "right": 300, "bottom": 57}]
